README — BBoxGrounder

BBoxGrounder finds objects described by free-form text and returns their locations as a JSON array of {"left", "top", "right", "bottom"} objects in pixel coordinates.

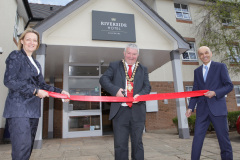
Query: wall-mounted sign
[{"left": 92, "top": 10, "right": 136, "bottom": 42}]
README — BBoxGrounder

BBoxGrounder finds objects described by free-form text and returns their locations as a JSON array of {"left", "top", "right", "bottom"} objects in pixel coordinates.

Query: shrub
[
  {"left": 228, "top": 111, "right": 240, "bottom": 130},
  {"left": 172, "top": 115, "right": 196, "bottom": 133},
  {"left": 172, "top": 111, "right": 240, "bottom": 134},
  {"left": 187, "top": 115, "right": 196, "bottom": 133}
]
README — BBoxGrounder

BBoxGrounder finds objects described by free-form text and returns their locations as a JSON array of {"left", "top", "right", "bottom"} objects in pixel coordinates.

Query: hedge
[{"left": 172, "top": 111, "right": 240, "bottom": 134}]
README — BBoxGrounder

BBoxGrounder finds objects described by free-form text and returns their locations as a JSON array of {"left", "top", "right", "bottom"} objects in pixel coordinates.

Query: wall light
[{"left": 0, "top": 47, "right": 3, "bottom": 54}]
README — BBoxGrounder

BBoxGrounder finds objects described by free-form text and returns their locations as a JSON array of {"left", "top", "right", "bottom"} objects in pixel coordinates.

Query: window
[
  {"left": 182, "top": 42, "right": 197, "bottom": 61},
  {"left": 13, "top": 13, "right": 19, "bottom": 42},
  {"left": 221, "top": 10, "right": 232, "bottom": 26},
  {"left": 174, "top": 3, "right": 191, "bottom": 20},
  {"left": 185, "top": 86, "right": 193, "bottom": 105},
  {"left": 234, "top": 85, "right": 240, "bottom": 107},
  {"left": 228, "top": 46, "right": 240, "bottom": 63}
]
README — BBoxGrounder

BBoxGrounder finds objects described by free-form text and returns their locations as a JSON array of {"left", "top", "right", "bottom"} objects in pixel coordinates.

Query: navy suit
[
  {"left": 188, "top": 61, "right": 233, "bottom": 160},
  {"left": 100, "top": 60, "right": 151, "bottom": 160},
  {"left": 3, "top": 49, "right": 62, "bottom": 160}
]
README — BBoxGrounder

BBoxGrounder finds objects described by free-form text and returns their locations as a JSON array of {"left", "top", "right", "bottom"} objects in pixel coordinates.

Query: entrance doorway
[{"left": 62, "top": 64, "right": 112, "bottom": 138}]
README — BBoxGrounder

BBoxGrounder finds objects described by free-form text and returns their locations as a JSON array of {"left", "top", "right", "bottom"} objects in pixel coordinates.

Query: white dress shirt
[
  {"left": 202, "top": 61, "right": 211, "bottom": 78},
  {"left": 28, "top": 56, "right": 40, "bottom": 75}
]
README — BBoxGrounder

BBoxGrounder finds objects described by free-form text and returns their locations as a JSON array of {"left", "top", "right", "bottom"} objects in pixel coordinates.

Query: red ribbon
[{"left": 46, "top": 90, "right": 208, "bottom": 102}]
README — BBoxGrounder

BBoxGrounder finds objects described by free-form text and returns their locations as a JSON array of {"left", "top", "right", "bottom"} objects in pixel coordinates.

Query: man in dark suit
[
  {"left": 100, "top": 43, "right": 151, "bottom": 160},
  {"left": 186, "top": 46, "right": 233, "bottom": 160}
]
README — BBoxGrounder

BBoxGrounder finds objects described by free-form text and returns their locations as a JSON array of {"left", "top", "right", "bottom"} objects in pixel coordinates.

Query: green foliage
[
  {"left": 172, "top": 115, "right": 196, "bottom": 133},
  {"left": 172, "top": 111, "right": 240, "bottom": 133},
  {"left": 197, "top": 0, "right": 240, "bottom": 73},
  {"left": 187, "top": 115, "right": 196, "bottom": 133},
  {"left": 228, "top": 111, "right": 240, "bottom": 128}
]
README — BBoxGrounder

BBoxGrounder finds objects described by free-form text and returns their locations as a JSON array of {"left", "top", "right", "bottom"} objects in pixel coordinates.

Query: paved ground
[{"left": 0, "top": 128, "right": 239, "bottom": 160}]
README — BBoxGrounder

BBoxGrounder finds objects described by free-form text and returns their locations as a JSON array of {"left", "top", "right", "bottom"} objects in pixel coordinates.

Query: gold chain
[{"left": 122, "top": 59, "right": 139, "bottom": 82}]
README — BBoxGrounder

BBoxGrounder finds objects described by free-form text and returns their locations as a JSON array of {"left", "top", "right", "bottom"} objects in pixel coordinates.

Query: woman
[{"left": 3, "top": 28, "right": 70, "bottom": 160}]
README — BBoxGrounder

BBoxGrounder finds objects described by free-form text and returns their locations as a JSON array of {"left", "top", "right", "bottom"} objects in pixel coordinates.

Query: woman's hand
[
  {"left": 37, "top": 89, "right": 49, "bottom": 99},
  {"left": 61, "top": 90, "right": 70, "bottom": 102}
]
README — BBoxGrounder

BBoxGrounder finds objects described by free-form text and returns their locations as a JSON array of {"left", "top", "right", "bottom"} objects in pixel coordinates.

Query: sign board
[{"left": 92, "top": 10, "right": 136, "bottom": 42}]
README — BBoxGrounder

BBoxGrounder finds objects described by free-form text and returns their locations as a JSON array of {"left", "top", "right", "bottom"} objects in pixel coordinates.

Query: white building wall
[
  {"left": 0, "top": 0, "right": 26, "bottom": 128},
  {"left": 42, "top": 0, "right": 174, "bottom": 51},
  {"left": 0, "top": 0, "right": 19, "bottom": 128},
  {"left": 149, "top": 0, "right": 200, "bottom": 81},
  {"left": 149, "top": 0, "right": 239, "bottom": 83}
]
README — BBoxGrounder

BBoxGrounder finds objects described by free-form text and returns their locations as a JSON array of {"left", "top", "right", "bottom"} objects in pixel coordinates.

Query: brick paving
[{"left": 0, "top": 129, "right": 239, "bottom": 160}]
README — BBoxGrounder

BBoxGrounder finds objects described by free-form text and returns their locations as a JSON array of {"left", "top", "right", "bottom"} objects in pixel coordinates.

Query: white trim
[
  {"left": 13, "top": 12, "right": 20, "bottom": 42},
  {"left": 185, "top": 86, "right": 193, "bottom": 105},
  {"left": 229, "top": 46, "right": 240, "bottom": 63},
  {"left": 174, "top": 3, "right": 191, "bottom": 20},
  {"left": 234, "top": 85, "right": 240, "bottom": 107},
  {"left": 182, "top": 42, "right": 197, "bottom": 61},
  {"left": 63, "top": 63, "right": 103, "bottom": 138}
]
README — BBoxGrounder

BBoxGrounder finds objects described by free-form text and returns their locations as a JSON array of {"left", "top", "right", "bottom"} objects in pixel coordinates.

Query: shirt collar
[
  {"left": 203, "top": 61, "right": 211, "bottom": 69},
  {"left": 125, "top": 62, "right": 135, "bottom": 69}
]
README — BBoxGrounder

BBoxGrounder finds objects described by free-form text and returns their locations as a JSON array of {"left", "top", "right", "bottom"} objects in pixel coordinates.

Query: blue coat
[
  {"left": 3, "top": 49, "right": 62, "bottom": 118},
  {"left": 188, "top": 61, "right": 233, "bottom": 116}
]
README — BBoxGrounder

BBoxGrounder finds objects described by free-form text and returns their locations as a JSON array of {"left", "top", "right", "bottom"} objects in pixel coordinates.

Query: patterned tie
[
  {"left": 126, "top": 65, "right": 133, "bottom": 107},
  {"left": 203, "top": 65, "right": 208, "bottom": 82}
]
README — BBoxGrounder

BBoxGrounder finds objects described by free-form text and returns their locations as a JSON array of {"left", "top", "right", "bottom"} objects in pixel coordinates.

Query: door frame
[{"left": 62, "top": 63, "right": 103, "bottom": 138}]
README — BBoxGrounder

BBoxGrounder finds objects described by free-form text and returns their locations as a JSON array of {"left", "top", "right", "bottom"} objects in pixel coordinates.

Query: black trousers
[
  {"left": 8, "top": 117, "right": 39, "bottom": 160},
  {"left": 112, "top": 106, "right": 145, "bottom": 160}
]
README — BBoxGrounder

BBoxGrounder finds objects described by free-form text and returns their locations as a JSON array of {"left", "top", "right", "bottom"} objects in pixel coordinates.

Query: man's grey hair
[{"left": 124, "top": 43, "right": 139, "bottom": 54}]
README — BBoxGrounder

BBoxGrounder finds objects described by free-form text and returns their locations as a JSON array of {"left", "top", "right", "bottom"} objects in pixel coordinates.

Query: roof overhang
[
  {"left": 17, "top": 0, "right": 29, "bottom": 23},
  {"left": 32, "top": 0, "right": 190, "bottom": 79}
]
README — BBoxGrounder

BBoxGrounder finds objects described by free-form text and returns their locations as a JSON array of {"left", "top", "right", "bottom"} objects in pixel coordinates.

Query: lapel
[
  {"left": 133, "top": 63, "right": 141, "bottom": 89},
  {"left": 198, "top": 65, "right": 204, "bottom": 83},
  {"left": 119, "top": 61, "right": 126, "bottom": 88},
  {"left": 21, "top": 49, "right": 39, "bottom": 77},
  {"left": 205, "top": 61, "right": 215, "bottom": 84}
]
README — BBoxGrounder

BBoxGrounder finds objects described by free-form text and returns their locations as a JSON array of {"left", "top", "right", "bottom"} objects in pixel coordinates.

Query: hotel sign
[{"left": 92, "top": 10, "right": 136, "bottom": 42}]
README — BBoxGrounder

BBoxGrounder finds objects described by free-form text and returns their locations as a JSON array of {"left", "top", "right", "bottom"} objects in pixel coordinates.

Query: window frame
[
  {"left": 174, "top": 3, "right": 191, "bottom": 20},
  {"left": 182, "top": 42, "right": 198, "bottom": 62},
  {"left": 185, "top": 86, "right": 193, "bottom": 105},
  {"left": 228, "top": 46, "right": 239, "bottom": 63},
  {"left": 234, "top": 85, "right": 240, "bottom": 107},
  {"left": 13, "top": 12, "right": 19, "bottom": 42},
  {"left": 220, "top": 10, "right": 233, "bottom": 26}
]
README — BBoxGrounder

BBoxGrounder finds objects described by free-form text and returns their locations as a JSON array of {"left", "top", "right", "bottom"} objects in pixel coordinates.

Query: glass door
[{"left": 63, "top": 65, "right": 102, "bottom": 138}]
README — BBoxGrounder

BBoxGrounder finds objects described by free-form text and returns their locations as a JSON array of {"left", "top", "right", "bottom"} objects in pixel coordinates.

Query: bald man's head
[{"left": 198, "top": 46, "right": 212, "bottom": 65}]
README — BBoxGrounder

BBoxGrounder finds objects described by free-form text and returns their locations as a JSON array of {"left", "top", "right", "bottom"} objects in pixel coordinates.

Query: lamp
[
  {"left": 0, "top": 47, "right": 3, "bottom": 54},
  {"left": 100, "top": 60, "right": 104, "bottom": 65}
]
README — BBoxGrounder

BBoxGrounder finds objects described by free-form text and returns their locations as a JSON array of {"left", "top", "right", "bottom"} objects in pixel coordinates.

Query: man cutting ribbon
[{"left": 100, "top": 43, "right": 151, "bottom": 160}]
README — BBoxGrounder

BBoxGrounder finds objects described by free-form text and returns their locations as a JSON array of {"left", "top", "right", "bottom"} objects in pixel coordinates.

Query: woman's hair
[
  {"left": 124, "top": 43, "right": 139, "bottom": 54},
  {"left": 17, "top": 28, "right": 40, "bottom": 50}
]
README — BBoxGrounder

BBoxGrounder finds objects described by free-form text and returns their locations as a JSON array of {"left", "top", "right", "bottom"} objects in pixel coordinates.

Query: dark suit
[
  {"left": 188, "top": 61, "right": 233, "bottom": 160},
  {"left": 3, "top": 49, "right": 62, "bottom": 160},
  {"left": 100, "top": 60, "right": 151, "bottom": 160}
]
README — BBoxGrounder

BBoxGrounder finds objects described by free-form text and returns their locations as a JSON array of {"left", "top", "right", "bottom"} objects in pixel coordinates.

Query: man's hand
[
  {"left": 133, "top": 94, "right": 140, "bottom": 103},
  {"left": 116, "top": 88, "right": 125, "bottom": 97},
  {"left": 185, "top": 109, "right": 192, "bottom": 118},
  {"left": 204, "top": 91, "right": 216, "bottom": 98}
]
